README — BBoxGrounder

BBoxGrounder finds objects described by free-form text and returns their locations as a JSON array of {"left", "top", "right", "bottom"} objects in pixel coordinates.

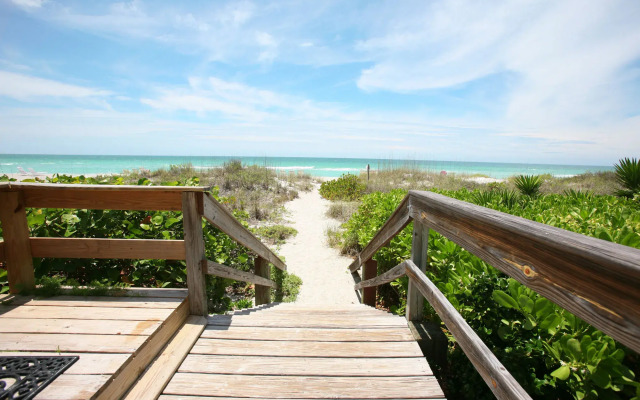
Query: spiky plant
[
  {"left": 614, "top": 157, "right": 640, "bottom": 198},
  {"left": 513, "top": 175, "right": 542, "bottom": 197}
]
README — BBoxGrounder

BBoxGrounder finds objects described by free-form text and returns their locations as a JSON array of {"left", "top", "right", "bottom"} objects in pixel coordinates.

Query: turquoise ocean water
[{"left": 0, "top": 154, "right": 613, "bottom": 179}]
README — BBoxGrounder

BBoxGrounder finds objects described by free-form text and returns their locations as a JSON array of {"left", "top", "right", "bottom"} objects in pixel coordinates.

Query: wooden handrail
[
  {"left": 356, "top": 259, "right": 532, "bottom": 399},
  {"left": 0, "top": 182, "right": 208, "bottom": 211},
  {"left": 348, "top": 195, "right": 411, "bottom": 272},
  {"left": 205, "top": 260, "right": 277, "bottom": 288},
  {"left": 29, "top": 238, "right": 186, "bottom": 260},
  {"left": 351, "top": 190, "right": 640, "bottom": 354},
  {"left": 202, "top": 193, "right": 286, "bottom": 271}
]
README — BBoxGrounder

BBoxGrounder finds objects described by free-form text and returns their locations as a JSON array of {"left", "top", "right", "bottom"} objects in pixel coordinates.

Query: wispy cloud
[{"left": 0, "top": 70, "right": 109, "bottom": 100}]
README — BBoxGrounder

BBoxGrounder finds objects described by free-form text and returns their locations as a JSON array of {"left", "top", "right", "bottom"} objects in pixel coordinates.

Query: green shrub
[
  {"left": 319, "top": 174, "right": 366, "bottom": 201},
  {"left": 614, "top": 157, "right": 640, "bottom": 198},
  {"left": 253, "top": 225, "right": 298, "bottom": 245},
  {"left": 339, "top": 188, "right": 640, "bottom": 399},
  {"left": 272, "top": 268, "right": 302, "bottom": 302},
  {"left": 514, "top": 175, "right": 543, "bottom": 196}
]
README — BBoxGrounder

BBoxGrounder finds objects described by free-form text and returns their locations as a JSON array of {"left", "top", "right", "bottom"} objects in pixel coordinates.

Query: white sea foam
[
  {"left": 554, "top": 174, "right": 577, "bottom": 178},
  {"left": 267, "top": 166, "right": 315, "bottom": 170},
  {"left": 317, "top": 168, "right": 361, "bottom": 172},
  {"left": 1, "top": 163, "right": 15, "bottom": 165}
]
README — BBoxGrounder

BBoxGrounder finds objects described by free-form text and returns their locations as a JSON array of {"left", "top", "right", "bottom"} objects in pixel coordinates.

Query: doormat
[{"left": 0, "top": 356, "right": 79, "bottom": 400}]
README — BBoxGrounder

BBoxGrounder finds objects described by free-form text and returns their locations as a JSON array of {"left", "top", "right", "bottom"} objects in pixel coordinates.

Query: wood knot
[{"left": 492, "top": 379, "right": 497, "bottom": 388}]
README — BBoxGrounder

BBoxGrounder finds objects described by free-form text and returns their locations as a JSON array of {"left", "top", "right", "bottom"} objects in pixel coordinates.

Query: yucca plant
[
  {"left": 614, "top": 157, "right": 640, "bottom": 198},
  {"left": 513, "top": 174, "right": 542, "bottom": 196}
]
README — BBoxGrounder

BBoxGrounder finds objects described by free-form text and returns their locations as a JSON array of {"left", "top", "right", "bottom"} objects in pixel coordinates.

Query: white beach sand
[{"left": 279, "top": 185, "right": 359, "bottom": 305}]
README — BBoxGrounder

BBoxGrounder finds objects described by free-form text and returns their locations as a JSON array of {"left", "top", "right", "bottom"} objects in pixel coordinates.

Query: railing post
[
  {"left": 362, "top": 258, "right": 377, "bottom": 306},
  {"left": 407, "top": 221, "right": 428, "bottom": 321},
  {"left": 254, "top": 256, "right": 271, "bottom": 305},
  {"left": 0, "top": 191, "right": 35, "bottom": 293},
  {"left": 182, "top": 192, "right": 208, "bottom": 316}
]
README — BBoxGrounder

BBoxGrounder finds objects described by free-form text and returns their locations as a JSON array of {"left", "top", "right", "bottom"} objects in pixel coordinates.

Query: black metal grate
[{"left": 0, "top": 356, "right": 78, "bottom": 400}]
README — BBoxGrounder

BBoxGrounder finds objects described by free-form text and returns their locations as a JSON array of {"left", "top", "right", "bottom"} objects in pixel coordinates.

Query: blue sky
[{"left": 0, "top": 0, "right": 639, "bottom": 165}]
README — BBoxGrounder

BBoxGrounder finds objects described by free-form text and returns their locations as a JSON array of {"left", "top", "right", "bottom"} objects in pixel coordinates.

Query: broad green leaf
[
  {"left": 566, "top": 338, "right": 582, "bottom": 360},
  {"left": 492, "top": 290, "right": 518, "bottom": 309},
  {"left": 591, "top": 367, "right": 611, "bottom": 389},
  {"left": 518, "top": 295, "right": 534, "bottom": 314},
  {"left": 551, "top": 365, "right": 571, "bottom": 380}
]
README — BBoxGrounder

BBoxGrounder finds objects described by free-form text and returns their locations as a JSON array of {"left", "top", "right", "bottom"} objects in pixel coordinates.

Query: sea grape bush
[
  {"left": 341, "top": 188, "right": 640, "bottom": 400},
  {"left": 0, "top": 174, "right": 299, "bottom": 312},
  {"left": 319, "top": 174, "right": 366, "bottom": 201}
]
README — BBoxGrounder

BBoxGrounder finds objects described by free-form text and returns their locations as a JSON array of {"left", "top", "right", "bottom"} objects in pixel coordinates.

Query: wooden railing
[
  {"left": 351, "top": 190, "right": 640, "bottom": 400},
  {"left": 0, "top": 183, "right": 286, "bottom": 316}
]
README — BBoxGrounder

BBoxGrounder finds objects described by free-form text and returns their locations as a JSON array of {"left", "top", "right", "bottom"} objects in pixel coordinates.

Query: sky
[{"left": 0, "top": 0, "right": 639, "bottom": 165}]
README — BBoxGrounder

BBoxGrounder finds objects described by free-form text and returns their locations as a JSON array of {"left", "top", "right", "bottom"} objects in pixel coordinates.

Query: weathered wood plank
[
  {"left": 207, "top": 315, "right": 406, "bottom": 329},
  {"left": 349, "top": 195, "right": 411, "bottom": 272},
  {"left": 124, "top": 315, "right": 207, "bottom": 400},
  {"left": 0, "top": 332, "right": 147, "bottom": 353},
  {"left": 29, "top": 237, "right": 186, "bottom": 260},
  {"left": 36, "top": 374, "right": 111, "bottom": 400},
  {"left": 83, "top": 287, "right": 187, "bottom": 298},
  {"left": 409, "top": 190, "right": 640, "bottom": 353},
  {"left": 190, "top": 338, "right": 423, "bottom": 357},
  {"left": 405, "top": 259, "right": 531, "bottom": 400},
  {"left": 355, "top": 261, "right": 406, "bottom": 290},
  {"left": 202, "top": 193, "right": 286, "bottom": 271},
  {"left": 362, "top": 258, "right": 377, "bottom": 306},
  {"left": 407, "top": 221, "right": 428, "bottom": 321},
  {"left": 0, "top": 191, "right": 35, "bottom": 293},
  {"left": 94, "top": 297, "right": 190, "bottom": 399},
  {"left": 179, "top": 354, "right": 432, "bottom": 376},
  {"left": 254, "top": 256, "right": 271, "bottom": 305},
  {"left": 1, "top": 183, "right": 206, "bottom": 211},
  {"left": 2, "top": 295, "right": 184, "bottom": 309},
  {"left": 0, "top": 352, "right": 129, "bottom": 375},
  {"left": 206, "top": 260, "right": 277, "bottom": 288},
  {"left": 201, "top": 326, "right": 415, "bottom": 341},
  {"left": 182, "top": 192, "right": 208, "bottom": 316},
  {"left": 164, "top": 374, "right": 444, "bottom": 399},
  {"left": 0, "top": 317, "right": 161, "bottom": 335},
  {"left": 0, "top": 305, "right": 173, "bottom": 320}
]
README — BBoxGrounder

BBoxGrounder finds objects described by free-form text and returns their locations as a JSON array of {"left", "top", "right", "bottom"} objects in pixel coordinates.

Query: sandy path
[{"left": 279, "top": 186, "right": 359, "bottom": 305}]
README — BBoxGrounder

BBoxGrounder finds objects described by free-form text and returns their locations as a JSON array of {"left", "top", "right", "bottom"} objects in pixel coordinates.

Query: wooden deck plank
[
  {"left": 201, "top": 326, "right": 414, "bottom": 341},
  {"left": 1, "top": 295, "right": 184, "bottom": 309},
  {"left": 207, "top": 315, "right": 406, "bottom": 328},
  {"left": 191, "top": 338, "right": 423, "bottom": 357},
  {"left": 0, "top": 305, "right": 173, "bottom": 320},
  {"left": 179, "top": 354, "right": 432, "bottom": 376},
  {"left": 0, "top": 333, "right": 147, "bottom": 353},
  {"left": 164, "top": 374, "right": 445, "bottom": 399},
  {"left": 0, "top": 352, "right": 129, "bottom": 375},
  {"left": 34, "top": 374, "right": 110, "bottom": 400},
  {"left": 0, "top": 318, "right": 161, "bottom": 335}
]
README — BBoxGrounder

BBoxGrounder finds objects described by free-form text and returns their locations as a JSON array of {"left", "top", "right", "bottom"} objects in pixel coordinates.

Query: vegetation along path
[{"left": 279, "top": 184, "right": 359, "bottom": 305}]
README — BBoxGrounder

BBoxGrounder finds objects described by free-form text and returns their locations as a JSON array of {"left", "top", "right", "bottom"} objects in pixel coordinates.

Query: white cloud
[
  {"left": 10, "top": 0, "right": 46, "bottom": 9},
  {"left": 0, "top": 70, "right": 109, "bottom": 100}
]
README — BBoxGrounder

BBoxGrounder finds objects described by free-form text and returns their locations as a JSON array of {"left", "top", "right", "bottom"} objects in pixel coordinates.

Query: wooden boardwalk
[
  {"left": 0, "top": 288, "right": 188, "bottom": 400},
  {"left": 159, "top": 303, "right": 445, "bottom": 399}
]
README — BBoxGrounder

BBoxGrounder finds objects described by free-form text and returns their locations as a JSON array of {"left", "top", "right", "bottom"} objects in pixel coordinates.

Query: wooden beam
[
  {"left": 205, "top": 261, "right": 277, "bottom": 288},
  {"left": 355, "top": 261, "right": 406, "bottom": 291},
  {"left": 405, "top": 260, "right": 532, "bottom": 400},
  {"left": 0, "top": 240, "right": 5, "bottom": 262},
  {"left": 407, "top": 221, "right": 428, "bottom": 321},
  {"left": 254, "top": 256, "right": 271, "bottom": 306},
  {"left": 409, "top": 190, "right": 640, "bottom": 353},
  {"left": 361, "top": 258, "right": 377, "bottom": 306},
  {"left": 29, "top": 238, "right": 186, "bottom": 260},
  {"left": 182, "top": 192, "right": 208, "bottom": 317},
  {"left": 123, "top": 315, "right": 207, "bottom": 400},
  {"left": 348, "top": 195, "right": 411, "bottom": 272},
  {"left": 94, "top": 298, "right": 190, "bottom": 400},
  {"left": 1, "top": 183, "right": 206, "bottom": 211},
  {"left": 202, "top": 193, "right": 286, "bottom": 271},
  {"left": 0, "top": 191, "right": 35, "bottom": 293}
]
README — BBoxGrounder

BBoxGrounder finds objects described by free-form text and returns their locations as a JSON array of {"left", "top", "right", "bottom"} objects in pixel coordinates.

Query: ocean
[{"left": 0, "top": 154, "right": 613, "bottom": 179}]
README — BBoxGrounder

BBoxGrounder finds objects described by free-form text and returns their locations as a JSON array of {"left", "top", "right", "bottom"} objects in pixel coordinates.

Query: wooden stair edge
[
  {"left": 92, "top": 297, "right": 191, "bottom": 400},
  {"left": 123, "top": 314, "right": 207, "bottom": 400}
]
